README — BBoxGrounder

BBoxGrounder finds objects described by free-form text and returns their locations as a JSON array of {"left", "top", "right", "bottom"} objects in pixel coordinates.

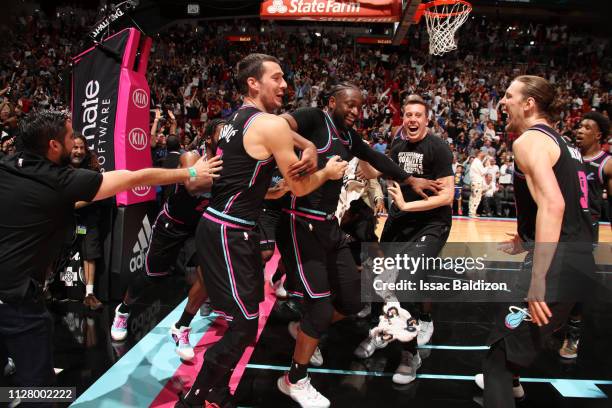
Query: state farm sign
[{"left": 261, "top": 0, "right": 402, "bottom": 23}]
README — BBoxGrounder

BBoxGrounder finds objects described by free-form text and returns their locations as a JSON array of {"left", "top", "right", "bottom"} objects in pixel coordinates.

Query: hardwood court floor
[{"left": 376, "top": 215, "right": 612, "bottom": 243}]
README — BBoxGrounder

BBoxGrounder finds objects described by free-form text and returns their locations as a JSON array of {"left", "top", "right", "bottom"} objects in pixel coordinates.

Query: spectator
[
  {"left": 469, "top": 151, "right": 487, "bottom": 217},
  {"left": 482, "top": 173, "right": 502, "bottom": 217},
  {"left": 71, "top": 134, "right": 103, "bottom": 310},
  {"left": 373, "top": 137, "right": 387, "bottom": 154}
]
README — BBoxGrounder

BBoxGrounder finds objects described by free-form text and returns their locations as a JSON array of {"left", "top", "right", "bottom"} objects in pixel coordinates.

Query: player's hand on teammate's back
[
  {"left": 406, "top": 176, "right": 443, "bottom": 199},
  {"left": 194, "top": 155, "right": 223, "bottom": 179},
  {"left": 324, "top": 155, "right": 348, "bottom": 180},
  {"left": 288, "top": 143, "right": 318, "bottom": 179}
]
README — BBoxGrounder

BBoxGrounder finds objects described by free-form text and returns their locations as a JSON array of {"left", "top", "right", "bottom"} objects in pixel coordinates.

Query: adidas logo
[{"left": 129, "top": 215, "right": 153, "bottom": 273}]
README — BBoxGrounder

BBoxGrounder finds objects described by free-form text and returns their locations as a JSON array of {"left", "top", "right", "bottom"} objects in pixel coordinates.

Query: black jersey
[
  {"left": 514, "top": 124, "right": 593, "bottom": 243},
  {"left": 387, "top": 128, "right": 454, "bottom": 225},
  {"left": 164, "top": 185, "right": 211, "bottom": 227},
  {"left": 160, "top": 149, "right": 210, "bottom": 227},
  {"left": 582, "top": 150, "right": 610, "bottom": 222},
  {"left": 205, "top": 105, "right": 275, "bottom": 228},
  {"left": 288, "top": 108, "right": 409, "bottom": 216}
]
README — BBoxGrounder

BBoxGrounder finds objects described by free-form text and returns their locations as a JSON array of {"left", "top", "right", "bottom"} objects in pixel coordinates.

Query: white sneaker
[
  {"left": 392, "top": 351, "right": 422, "bottom": 385},
  {"left": 354, "top": 334, "right": 389, "bottom": 359},
  {"left": 417, "top": 319, "right": 434, "bottom": 346},
  {"left": 170, "top": 324, "right": 194, "bottom": 361},
  {"left": 111, "top": 304, "right": 130, "bottom": 342},
  {"left": 288, "top": 321, "right": 324, "bottom": 367},
  {"left": 356, "top": 303, "right": 371, "bottom": 319},
  {"left": 277, "top": 374, "right": 330, "bottom": 408},
  {"left": 474, "top": 373, "right": 525, "bottom": 399}
]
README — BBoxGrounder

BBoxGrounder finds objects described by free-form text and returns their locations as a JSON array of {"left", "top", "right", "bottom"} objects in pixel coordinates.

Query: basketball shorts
[
  {"left": 259, "top": 206, "right": 282, "bottom": 252},
  {"left": 196, "top": 216, "right": 263, "bottom": 321},
  {"left": 145, "top": 212, "right": 196, "bottom": 277},
  {"left": 276, "top": 210, "right": 360, "bottom": 305}
]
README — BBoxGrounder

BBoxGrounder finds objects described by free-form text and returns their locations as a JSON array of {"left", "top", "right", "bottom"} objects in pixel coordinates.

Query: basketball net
[{"left": 421, "top": 0, "right": 472, "bottom": 56}]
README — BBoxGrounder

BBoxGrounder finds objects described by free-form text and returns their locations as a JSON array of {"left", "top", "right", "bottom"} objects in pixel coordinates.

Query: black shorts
[
  {"left": 380, "top": 219, "right": 451, "bottom": 273},
  {"left": 487, "top": 249, "right": 595, "bottom": 367},
  {"left": 259, "top": 206, "right": 282, "bottom": 251},
  {"left": 80, "top": 226, "right": 102, "bottom": 261},
  {"left": 196, "top": 216, "right": 263, "bottom": 321},
  {"left": 145, "top": 212, "right": 196, "bottom": 277},
  {"left": 276, "top": 210, "right": 360, "bottom": 303}
]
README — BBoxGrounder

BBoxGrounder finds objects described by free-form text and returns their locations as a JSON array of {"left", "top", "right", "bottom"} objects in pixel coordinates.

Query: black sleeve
[
  {"left": 350, "top": 137, "right": 410, "bottom": 181},
  {"left": 431, "top": 140, "right": 454, "bottom": 179},
  {"left": 59, "top": 167, "right": 103, "bottom": 203},
  {"left": 289, "top": 108, "right": 324, "bottom": 141}
]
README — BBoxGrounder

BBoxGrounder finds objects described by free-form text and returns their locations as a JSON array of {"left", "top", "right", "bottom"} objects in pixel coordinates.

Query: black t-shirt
[
  {"left": 0, "top": 152, "right": 103, "bottom": 301},
  {"left": 388, "top": 133, "right": 454, "bottom": 225}
]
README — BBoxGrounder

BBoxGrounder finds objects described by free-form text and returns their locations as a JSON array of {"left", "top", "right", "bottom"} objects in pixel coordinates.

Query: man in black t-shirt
[
  {"left": 0, "top": 110, "right": 220, "bottom": 395},
  {"left": 354, "top": 95, "right": 454, "bottom": 385}
]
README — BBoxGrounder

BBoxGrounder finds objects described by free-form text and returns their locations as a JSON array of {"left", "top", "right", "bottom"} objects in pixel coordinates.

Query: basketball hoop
[{"left": 415, "top": 0, "right": 472, "bottom": 56}]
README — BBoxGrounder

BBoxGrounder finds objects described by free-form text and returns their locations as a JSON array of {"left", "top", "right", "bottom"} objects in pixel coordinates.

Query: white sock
[{"left": 86, "top": 285, "right": 94, "bottom": 296}]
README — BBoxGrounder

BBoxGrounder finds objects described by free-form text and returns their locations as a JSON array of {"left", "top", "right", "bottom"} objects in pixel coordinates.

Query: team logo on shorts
[{"left": 504, "top": 306, "right": 532, "bottom": 330}]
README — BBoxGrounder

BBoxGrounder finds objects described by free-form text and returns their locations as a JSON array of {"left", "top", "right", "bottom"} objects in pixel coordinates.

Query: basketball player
[
  {"left": 557, "top": 111, "right": 610, "bottom": 359},
  {"left": 474, "top": 76, "right": 595, "bottom": 408},
  {"left": 354, "top": 95, "right": 454, "bottom": 385},
  {"left": 111, "top": 122, "right": 225, "bottom": 361},
  {"left": 176, "top": 53, "right": 347, "bottom": 408},
  {"left": 276, "top": 84, "right": 441, "bottom": 408}
]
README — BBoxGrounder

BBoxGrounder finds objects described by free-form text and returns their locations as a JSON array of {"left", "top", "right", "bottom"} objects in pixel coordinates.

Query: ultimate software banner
[{"left": 71, "top": 27, "right": 155, "bottom": 205}]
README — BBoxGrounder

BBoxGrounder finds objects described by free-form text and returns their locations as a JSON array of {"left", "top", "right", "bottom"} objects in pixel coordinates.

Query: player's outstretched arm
[{"left": 92, "top": 155, "right": 222, "bottom": 201}]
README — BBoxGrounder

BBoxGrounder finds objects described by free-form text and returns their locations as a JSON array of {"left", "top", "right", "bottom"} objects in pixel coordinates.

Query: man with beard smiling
[
  {"left": 276, "top": 84, "right": 440, "bottom": 408},
  {"left": 0, "top": 110, "right": 220, "bottom": 399}
]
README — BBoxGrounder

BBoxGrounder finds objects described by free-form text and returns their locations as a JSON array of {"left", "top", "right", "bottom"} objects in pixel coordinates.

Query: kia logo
[
  {"left": 128, "top": 128, "right": 148, "bottom": 151},
  {"left": 132, "top": 88, "right": 149, "bottom": 109},
  {"left": 132, "top": 185, "right": 151, "bottom": 197}
]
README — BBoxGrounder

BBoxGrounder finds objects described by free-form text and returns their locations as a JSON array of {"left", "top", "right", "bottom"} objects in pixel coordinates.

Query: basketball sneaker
[
  {"left": 474, "top": 373, "right": 525, "bottom": 399},
  {"left": 111, "top": 304, "right": 130, "bottom": 341},
  {"left": 354, "top": 334, "right": 389, "bottom": 359},
  {"left": 171, "top": 324, "right": 195, "bottom": 361},
  {"left": 392, "top": 350, "right": 422, "bottom": 384},
  {"left": 288, "top": 321, "right": 323, "bottom": 366},
  {"left": 277, "top": 373, "right": 330, "bottom": 408}
]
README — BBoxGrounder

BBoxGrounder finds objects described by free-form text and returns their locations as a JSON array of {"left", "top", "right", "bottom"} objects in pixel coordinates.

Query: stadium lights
[
  {"left": 530, "top": 40, "right": 535, "bottom": 45},
  {"left": 315, "top": 32, "right": 321, "bottom": 37}
]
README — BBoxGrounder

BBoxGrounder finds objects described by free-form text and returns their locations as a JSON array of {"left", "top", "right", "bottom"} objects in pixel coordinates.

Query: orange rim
[{"left": 414, "top": 0, "right": 472, "bottom": 22}]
